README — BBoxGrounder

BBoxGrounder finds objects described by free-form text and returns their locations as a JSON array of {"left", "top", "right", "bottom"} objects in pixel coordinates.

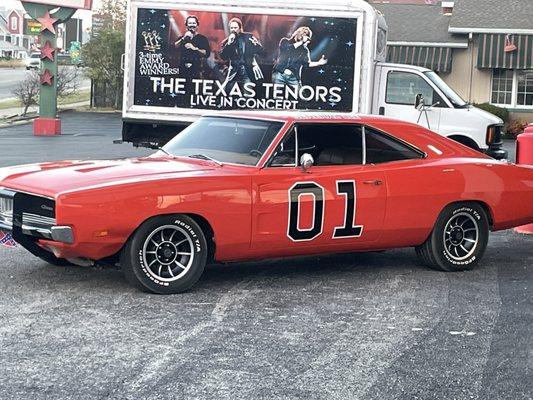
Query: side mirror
[
  {"left": 415, "top": 93, "right": 424, "bottom": 109},
  {"left": 300, "top": 153, "right": 314, "bottom": 173}
]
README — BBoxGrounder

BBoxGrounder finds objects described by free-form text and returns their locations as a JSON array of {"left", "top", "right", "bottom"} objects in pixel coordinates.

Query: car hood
[{"left": 0, "top": 156, "right": 217, "bottom": 197}]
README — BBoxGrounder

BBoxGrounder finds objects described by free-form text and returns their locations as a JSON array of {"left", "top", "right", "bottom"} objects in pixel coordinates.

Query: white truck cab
[{"left": 373, "top": 63, "right": 505, "bottom": 158}]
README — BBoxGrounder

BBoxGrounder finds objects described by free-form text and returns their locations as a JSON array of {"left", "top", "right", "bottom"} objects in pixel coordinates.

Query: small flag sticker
[{"left": 0, "top": 231, "right": 17, "bottom": 248}]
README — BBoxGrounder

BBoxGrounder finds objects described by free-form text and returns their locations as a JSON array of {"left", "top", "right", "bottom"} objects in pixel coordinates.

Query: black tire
[
  {"left": 121, "top": 214, "right": 208, "bottom": 294},
  {"left": 415, "top": 203, "right": 489, "bottom": 272}
]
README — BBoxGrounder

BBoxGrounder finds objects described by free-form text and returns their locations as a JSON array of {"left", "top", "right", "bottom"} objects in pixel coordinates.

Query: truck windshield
[
  {"left": 424, "top": 71, "right": 467, "bottom": 108},
  {"left": 162, "top": 117, "right": 284, "bottom": 166}
]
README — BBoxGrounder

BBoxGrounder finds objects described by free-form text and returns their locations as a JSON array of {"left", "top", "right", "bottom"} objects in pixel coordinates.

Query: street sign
[
  {"left": 21, "top": 0, "right": 92, "bottom": 11},
  {"left": 25, "top": 19, "right": 42, "bottom": 35}
]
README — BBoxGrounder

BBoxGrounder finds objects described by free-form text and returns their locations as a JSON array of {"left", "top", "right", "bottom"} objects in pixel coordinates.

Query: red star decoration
[
  {"left": 40, "top": 69, "right": 54, "bottom": 86},
  {"left": 37, "top": 11, "right": 58, "bottom": 34},
  {"left": 40, "top": 41, "right": 55, "bottom": 61}
]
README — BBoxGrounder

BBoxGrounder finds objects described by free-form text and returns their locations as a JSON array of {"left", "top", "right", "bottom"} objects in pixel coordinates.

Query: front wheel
[
  {"left": 121, "top": 215, "right": 208, "bottom": 294},
  {"left": 416, "top": 203, "right": 489, "bottom": 271}
]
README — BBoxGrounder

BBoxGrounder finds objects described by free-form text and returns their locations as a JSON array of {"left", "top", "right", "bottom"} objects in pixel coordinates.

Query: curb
[{"left": 0, "top": 105, "right": 121, "bottom": 130}]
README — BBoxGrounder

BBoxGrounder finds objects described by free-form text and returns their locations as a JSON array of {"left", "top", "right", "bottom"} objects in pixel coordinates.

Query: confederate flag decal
[{"left": 0, "top": 232, "right": 17, "bottom": 247}]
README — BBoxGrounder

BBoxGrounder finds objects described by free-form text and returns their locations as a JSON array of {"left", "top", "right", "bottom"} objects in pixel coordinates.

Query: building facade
[
  {"left": 0, "top": 6, "right": 84, "bottom": 59},
  {"left": 373, "top": 0, "right": 533, "bottom": 123}
]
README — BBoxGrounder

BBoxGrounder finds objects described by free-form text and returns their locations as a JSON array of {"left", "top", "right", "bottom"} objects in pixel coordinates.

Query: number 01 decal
[
  {"left": 333, "top": 180, "right": 363, "bottom": 239},
  {"left": 287, "top": 182, "right": 324, "bottom": 241},
  {"left": 287, "top": 180, "right": 364, "bottom": 242}
]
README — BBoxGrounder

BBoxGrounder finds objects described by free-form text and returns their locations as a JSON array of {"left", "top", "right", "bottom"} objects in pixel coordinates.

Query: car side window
[
  {"left": 300, "top": 124, "right": 364, "bottom": 166},
  {"left": 386, "top": 71, "right": 445, "bottom": 107},
  {"left": 270, "top": 129, "right": 296, "bottom": 167},
  {"left": 269, "top": 123, "right": 364, "bottom": 167},
  {"left": 365, "top": 127, "right": 424, "bottom": 164}
]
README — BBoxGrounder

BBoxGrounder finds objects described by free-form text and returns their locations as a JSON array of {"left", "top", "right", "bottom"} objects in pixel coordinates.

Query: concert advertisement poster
[{"left": 134, "top": 8, "right": 358, "bottom": 112}]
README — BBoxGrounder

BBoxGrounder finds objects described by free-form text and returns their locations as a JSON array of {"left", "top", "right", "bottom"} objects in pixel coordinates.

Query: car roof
[
  {"left": 203, "top": 111, "right": 416, "bottom": 126},
  {"left": 201, "top": 111, "right": 487, "bottom": 160}
]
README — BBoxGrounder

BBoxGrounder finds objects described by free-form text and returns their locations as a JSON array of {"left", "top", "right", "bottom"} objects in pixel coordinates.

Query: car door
[
  {"left": 250, "top": 123, "right": 387, "bottom": 258},
  {"left": 377, "top": 68, "right": 444, "bottom": 132}
]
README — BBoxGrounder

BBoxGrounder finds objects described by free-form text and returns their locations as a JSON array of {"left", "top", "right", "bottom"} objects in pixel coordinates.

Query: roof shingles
[
  {"left": 449, "top": 0, "right": 533, "bottom": 32},
  {"left": 373, "top": 3, "right": 467, "bottom": 44}
]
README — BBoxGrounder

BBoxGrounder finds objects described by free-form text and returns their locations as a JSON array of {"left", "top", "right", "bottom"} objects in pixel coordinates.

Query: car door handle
[{"left": 363, "top": 180, "right": 383, "bottom": 186}]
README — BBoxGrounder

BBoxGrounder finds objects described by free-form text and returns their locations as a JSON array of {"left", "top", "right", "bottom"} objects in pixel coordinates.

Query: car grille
[
  {"left": 22, "top": 213, "right": 56, "bottom": 227},
  {"left": 0, "top": 189, "right": 56, "bottom": 240}
]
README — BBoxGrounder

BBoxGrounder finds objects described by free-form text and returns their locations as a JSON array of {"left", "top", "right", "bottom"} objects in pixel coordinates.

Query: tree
[
  {"left": 56, "top": 67, "right": 81, "bottom": 97},
  {"left": 94, "top": 0, "right": 127, "bottom": 32},
  {"left": 12, "top": 71, "right": 40, "bottom": 116},
  {"left": 11, "top": 68, "right": 81, "bottom": 116},
  {"left": 83, "top": 29, "right": 125, "bottom": 109},
  {"left": 83, "top": 0, "right": 127, "bottom": 109}
]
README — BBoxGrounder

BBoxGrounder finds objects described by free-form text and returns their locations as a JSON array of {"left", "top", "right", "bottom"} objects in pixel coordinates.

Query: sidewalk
[{"left": 0, "top": 100, "right": 90, "bottom": 120}]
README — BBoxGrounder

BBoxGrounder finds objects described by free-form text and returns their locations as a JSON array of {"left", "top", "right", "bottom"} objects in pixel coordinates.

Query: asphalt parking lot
[{"left": 0, "top": 113, "right": 531, "bottom": 399}]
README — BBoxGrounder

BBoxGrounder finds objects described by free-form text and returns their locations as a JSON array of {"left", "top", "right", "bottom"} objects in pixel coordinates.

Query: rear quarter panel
[{"left": 381, "top": 159, "right": 533, "bottom": 247}]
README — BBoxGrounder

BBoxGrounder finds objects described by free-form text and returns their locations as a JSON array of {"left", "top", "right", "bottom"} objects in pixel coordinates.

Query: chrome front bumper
[{"left": 0, "top": 188, "right": 73, "bottom": 244}]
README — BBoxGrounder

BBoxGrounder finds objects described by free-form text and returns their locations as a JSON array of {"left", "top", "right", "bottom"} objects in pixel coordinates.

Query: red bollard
[{"left": 515, "top": 123, "right": 533, "bottom": 234}]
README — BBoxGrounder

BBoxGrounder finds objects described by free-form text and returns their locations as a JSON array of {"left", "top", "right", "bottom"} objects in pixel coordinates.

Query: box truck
[{"left": 121, "top": 0, "right": 507, "bottom": 159}]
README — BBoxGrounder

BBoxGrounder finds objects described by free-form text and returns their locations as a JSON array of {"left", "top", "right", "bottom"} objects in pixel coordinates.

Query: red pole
[{"left": 515, "top": 123, "right": 533, "bottom": 234}]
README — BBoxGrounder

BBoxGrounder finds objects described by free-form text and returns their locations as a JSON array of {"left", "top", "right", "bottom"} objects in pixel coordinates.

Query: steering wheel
[{"left": 249, "top": 149, "right": 263, "bottom": 158}]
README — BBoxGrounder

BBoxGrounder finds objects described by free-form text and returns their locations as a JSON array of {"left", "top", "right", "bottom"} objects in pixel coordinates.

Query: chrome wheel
[
  {"left": 142, "top": 225, "right": 194, "bottom": 282},
  {"left": 443, "top": 212, "right": 479, "bottom": 261}
]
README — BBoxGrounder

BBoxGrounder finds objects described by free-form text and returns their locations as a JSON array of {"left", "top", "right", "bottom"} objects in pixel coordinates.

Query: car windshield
[
  {"left": 162, "top": 117, "right": 284, "bottom": 166},
  {"left": 30, "top": 53, "right": 40, "bottom": 58},
  {"left": 424, "top": 71, "right": 468, "bottom": 108}
]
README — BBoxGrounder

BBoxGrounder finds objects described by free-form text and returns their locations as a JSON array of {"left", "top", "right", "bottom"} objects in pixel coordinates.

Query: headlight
[
  {"left": 0, "top": 191, "right": 14, "bottom": 226},
  {"left": 486, "top": 124, "right": 502, "bottom": 146}
]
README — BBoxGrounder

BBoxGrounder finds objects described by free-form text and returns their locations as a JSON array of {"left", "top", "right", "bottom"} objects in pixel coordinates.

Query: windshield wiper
[
  {"left": 136, "top": 141, "right": 175, "bottom": 156},
  {"left": 188, "top": 154, "right": 223, "bottom": 166},
  {"left": 156, "top": 147, "right": 173, "bottom": 156}
]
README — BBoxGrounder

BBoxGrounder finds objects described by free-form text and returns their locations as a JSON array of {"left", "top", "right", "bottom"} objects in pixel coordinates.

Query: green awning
[
  {"left": 477, "top": 33, "right": 533, "bottom": 69},
  {"left": 386, "top": 46, "right": 453, "bottom": 73}
]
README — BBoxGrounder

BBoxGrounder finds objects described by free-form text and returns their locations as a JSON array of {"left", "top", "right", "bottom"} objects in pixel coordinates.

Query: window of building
[
  {"left": 491, "top": 69, "right": 513, "bottom": 105},
  {"left": 517, "top": 70, "right": 533, "bottom": 107},
  {"left": 10, "top": 17, "right": 18, "bottom": 32},
  {"left": 492, "top": 69, "right": 533, "bottom": 108}
]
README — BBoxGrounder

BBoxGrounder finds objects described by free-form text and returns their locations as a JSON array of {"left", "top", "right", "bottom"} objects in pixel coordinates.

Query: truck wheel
[
  {"left": 121, "top": 215, "right": 208, "bottom": 294},
  {"left": 415, "top": 203, "right": 489, "bottom": 272}
]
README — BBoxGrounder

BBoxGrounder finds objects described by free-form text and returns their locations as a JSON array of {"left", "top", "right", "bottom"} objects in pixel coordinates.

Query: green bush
[{"left": 474, "top": 103, "right": 510, "bottom": 124}]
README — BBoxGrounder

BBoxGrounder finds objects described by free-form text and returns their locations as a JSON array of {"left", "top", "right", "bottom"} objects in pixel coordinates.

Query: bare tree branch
[
  {"left": 11, "top": 67, "right": 81, "bottom": 116},
  {"left": 12, "top": 71, "right": 40, "bottom": 116}
]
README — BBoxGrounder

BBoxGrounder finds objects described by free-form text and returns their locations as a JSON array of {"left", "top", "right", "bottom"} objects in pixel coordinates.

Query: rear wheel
[
  {"left": 416, "top": 203, "right": 489, "bottom": 271},
  {"left": 121, "top": 215, "right": 208, "bottom": 294}
]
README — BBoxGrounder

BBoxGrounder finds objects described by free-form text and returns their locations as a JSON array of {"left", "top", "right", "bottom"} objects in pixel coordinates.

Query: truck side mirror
[{"left": 415, "top": 93, "right": 425, "bottom": 109}]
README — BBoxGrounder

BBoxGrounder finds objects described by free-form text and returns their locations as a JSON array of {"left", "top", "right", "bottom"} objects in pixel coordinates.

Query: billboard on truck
[{"left": 132, "top": 7, "right": 358, "bottom": 113}]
